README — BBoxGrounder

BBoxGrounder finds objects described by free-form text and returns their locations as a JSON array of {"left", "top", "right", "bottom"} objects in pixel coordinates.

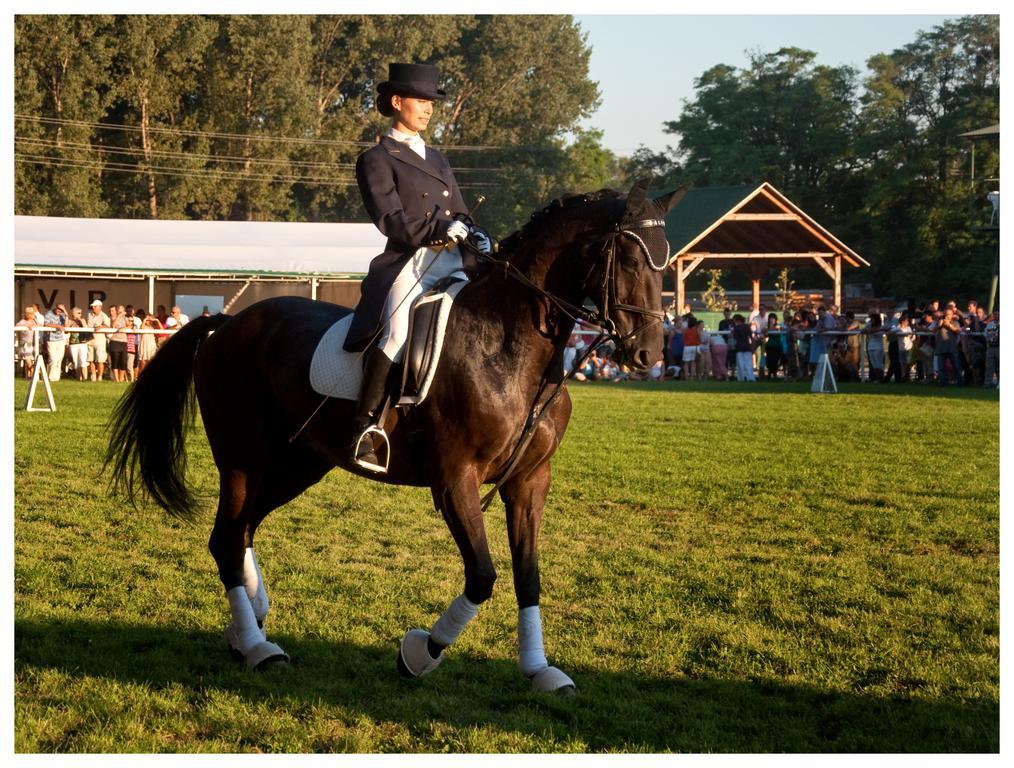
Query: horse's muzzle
[
  {"left": 616, "top": 343, "right": 654, "bottom": 372},
  {"left": 633, "top": 347, "right": 655, "bottom": 370}
]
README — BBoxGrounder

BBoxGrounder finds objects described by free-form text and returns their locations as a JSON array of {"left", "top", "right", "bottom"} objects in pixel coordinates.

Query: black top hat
[{"left": 376, "top": 63, "right": 446, "bottom": 116}]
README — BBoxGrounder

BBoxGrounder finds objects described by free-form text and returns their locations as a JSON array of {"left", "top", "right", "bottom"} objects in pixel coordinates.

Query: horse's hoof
[
  {"left": 398, "top": 629, "right": 443, "bottom": 678},
  {"left": 531, "top": 666, "right": 576, "bottom": 694},
  {"left": 238, "top": 641, "right": 294, "bottom": 669},
  {"left": 224, "top": 621, "right": 267, "bottom": 663},
  {"left": 252, "top": 654, "right": 290, "bottom": 672}
]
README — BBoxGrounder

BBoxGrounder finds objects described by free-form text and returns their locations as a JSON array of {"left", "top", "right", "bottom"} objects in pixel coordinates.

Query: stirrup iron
[{"left": 354, "top": 424, "right": 390, "bottom": 474}]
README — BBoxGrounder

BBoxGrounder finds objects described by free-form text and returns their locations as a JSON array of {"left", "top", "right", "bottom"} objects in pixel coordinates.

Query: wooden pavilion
[{"left": 663, "top": 182, "right": 868, "bottom": 312}]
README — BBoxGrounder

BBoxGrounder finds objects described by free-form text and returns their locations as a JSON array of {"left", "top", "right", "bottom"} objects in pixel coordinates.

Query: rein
[
  {"left": 482, "top": 218, "right": 668, "bottom": 344},
  {"left": 478, "top": 328, "right": 607, "bottom": 510},
  {"left": 478, "top": 217, "right": 668, "bottom": 511}
]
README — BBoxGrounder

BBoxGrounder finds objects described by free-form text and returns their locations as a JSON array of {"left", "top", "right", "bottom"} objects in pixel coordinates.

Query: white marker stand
[
  {"left": 810, "top": 353, "right": 837, "bottom": 394},
  {"left": 24, "top": 360, "right": 57, "bottom": 412}
]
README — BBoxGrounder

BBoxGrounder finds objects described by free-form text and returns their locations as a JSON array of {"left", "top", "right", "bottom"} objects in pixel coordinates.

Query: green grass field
[{"left": 13, "top": 377, "right": 999, "bottom": 753}]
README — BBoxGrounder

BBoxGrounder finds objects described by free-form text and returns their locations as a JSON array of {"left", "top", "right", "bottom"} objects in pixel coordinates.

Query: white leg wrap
[
  {"left": 518, "top": 605, "right": 549, "bottom": 676},
  {"left": 225, "top": 585, "right": 288, "bottom": 670},
  {"left": 430, "top": 593, "right": 479, "bottom": 647},
  {"left": 243, "top": 547, "right": 269, "bottom": 622},
  {"left": 226, "top": 586, "right": 264, "bottom": 655}
]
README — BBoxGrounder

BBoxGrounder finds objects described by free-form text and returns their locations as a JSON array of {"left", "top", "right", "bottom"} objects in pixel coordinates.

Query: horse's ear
[
  {"left": 653, "top": 184, "right": 691, "bottom": 214},
  {"left": 625, "top": 179, "right": 649, "bottom": 214}
]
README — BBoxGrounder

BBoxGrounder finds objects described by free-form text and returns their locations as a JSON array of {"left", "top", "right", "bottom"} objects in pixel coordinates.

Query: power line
[
  {"left": 17, "top": 136, "right": 360, "bottom": 171},
  {"left": 18, "top": 113, "right": 376, "bottom": 149},
  {"left": 15, "top": 113, "right": 512, "bottom": 152},
  {"left": 16, "top": 152, "right": 353, "bottom": 185},
  {"left": 15, "top": 135, "right": 507, "bottom": 174},
  {"left": 15, "top": 153, "right": 499, "bottom": 189}
]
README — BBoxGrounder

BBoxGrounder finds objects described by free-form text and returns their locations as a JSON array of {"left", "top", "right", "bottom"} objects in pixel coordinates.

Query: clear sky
[{"left": 574, "top": 14, "right": 962, "bottom": 156}]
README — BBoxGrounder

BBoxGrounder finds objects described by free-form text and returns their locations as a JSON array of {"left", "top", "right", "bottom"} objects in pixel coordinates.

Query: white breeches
[
  {"left": 69, "top": 343, "right": 89, "bottom": 373},
  {"left": 378, "top": 245, "right": 467, "bottom": 363},
  {"left": 46, "top": 340, "right": 66, "bottom": 380}
]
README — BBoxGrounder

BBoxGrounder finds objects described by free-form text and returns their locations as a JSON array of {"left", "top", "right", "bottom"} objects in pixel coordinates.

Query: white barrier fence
[
  {"left": 13, "top": 325, "right": 180, "bottom": 411},
  {"left": 571, "top": 325, "right": 992, "bottom": 385},
  {"left": 13, "top": 326, "right": 180, "bottom": 365},
  {"left": 15, "top": 322, "right": 995, "bottom": 411}
]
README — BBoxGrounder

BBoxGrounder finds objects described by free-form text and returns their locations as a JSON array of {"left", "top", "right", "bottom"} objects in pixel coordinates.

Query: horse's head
[
  {"left": 582, "top": 180, "right": 688, "bottom": 371},
  {"left": 496, "top": 181, "right": 688, "bottom": 371}
]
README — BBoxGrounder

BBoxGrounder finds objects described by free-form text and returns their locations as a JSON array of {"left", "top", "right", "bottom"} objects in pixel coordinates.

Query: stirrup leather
[{"left": 354, "top": 424, "right": 391, "bottom": 474}]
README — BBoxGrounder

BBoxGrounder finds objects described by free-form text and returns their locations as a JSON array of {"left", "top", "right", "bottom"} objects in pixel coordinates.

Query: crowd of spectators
[
  {"left": 13, "top": 302, "right": 190, "bottom": 381},
  {"left": 563, "top": 299, "right": 1000, "bottom": 388},
  {"left": 17, "top": 296, "right": 999, "bottom": 390}
]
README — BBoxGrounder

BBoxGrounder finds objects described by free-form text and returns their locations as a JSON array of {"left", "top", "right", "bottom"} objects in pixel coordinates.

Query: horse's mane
[{"left": 498, "top": 188, "right": 623, "bottom": 255}]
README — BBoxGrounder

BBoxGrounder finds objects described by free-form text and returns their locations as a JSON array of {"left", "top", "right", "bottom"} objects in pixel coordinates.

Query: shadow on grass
[
  {"left": 577, "top": 379, "right": 1001, "bottom": 401},
  {"left": 15, "top": 617, "right": 998, "bottom": 753}
]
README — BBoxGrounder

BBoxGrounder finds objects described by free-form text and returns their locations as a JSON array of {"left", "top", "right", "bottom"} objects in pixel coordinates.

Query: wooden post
[
  {"left": 752, "top": 277, "right": 761, "bottom": 310},
  {"left": 834, "top": 255, "right": 842, "bottom": 310},
  {"left": 675, "top": 259, "right": 684, "bottom": 315}
]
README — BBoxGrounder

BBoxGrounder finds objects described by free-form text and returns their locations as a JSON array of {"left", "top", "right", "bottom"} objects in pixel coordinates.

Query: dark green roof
[
  {"left": 652, "top": 181, "right": 867, "bottom": 267},
  {"left": 662, "top": 185, "right": 759, "bottom": 254}
]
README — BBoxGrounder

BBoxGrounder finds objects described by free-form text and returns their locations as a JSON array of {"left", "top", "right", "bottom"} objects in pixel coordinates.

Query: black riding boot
[{"left": 349, "top": 346, "right": 394, "bottom": 468}]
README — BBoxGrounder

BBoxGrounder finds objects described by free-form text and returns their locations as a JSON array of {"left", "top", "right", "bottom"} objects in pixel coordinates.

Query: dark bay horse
[{"left": 106, "top": 180, "right": 686, "bottom": 693}]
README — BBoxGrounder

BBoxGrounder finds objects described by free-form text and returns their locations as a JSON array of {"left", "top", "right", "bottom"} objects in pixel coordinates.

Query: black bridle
[
  {"left": 593, "top": 217, "right": 670, "bottom": 346},
  {"left": 477, "top": 215, "right": 669, "bottom": 510},
  {"left": 484, "top": 216, "right": 670, "bottom": 349}
]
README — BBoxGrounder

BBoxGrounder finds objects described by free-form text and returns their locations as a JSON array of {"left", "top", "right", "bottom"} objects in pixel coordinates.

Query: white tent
[{"left": 14, "top": 215, "right": 385, "bottom": 276}]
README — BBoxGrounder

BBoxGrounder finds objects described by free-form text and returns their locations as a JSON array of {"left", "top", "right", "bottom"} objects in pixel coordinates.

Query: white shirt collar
[{"left": 386, "top": 127, "right": 426, "bottom": 158}]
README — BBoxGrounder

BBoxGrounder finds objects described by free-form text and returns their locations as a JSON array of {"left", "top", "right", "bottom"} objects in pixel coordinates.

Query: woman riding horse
[
  {"left": 348, "top": 62, "right": 490, "bottom": 470},
  {"left": 107, "top": 160, "right": 686, "bottom": 693}
]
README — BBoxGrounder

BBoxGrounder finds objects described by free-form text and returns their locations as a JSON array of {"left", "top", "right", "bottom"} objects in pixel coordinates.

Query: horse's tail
[{"left": 104, "top": 314, "right": 231, "bottom": 521}]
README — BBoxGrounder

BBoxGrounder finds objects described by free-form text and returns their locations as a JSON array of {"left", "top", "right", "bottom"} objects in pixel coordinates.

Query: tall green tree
[
  {"left": 637, "top": 15, "right": 998, "bottom": 301},
  {"left": 655, "top": 48, "right": 867, "bottom": 293},
  {"left": 296, "top": 15, "right": 463, "bottom": 222},
  {"left": 558, "top": 128, "right": 621, "bottom": 194},
  {"left": 102, "top": 15, "right": 217, "bottom": 219},
  {"left": 620, "top": 144, "right": 683, "bottom": 190},
  {"left": 858, "top": 15, "right": 999, "bottom": 299},
  {"left": 667, "top": 48, "right": 861, "bottom": 209},
  {"left": 433, "top": 14, "right": 600, "bottom": 233},
  {"left": 13, "top": 14, "right": 601, "bottom": 235},
  {"left": 14, "top": 15, "right": 116, "bottom": 217},
  {"left": 192, "top": 15, "right": 317, "bottom": 221}
]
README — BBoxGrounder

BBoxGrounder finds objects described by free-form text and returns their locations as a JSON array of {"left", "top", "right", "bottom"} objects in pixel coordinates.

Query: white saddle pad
[
  {"left": 308, "top": 314, "right": 363, "bottom": 401},
  {"left": 308, "top": 281, "right": 465, "bottom": 404}
]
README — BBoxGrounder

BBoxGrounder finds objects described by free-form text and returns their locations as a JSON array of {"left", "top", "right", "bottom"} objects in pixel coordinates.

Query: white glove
[
  {"left": 471, "top": 228, "right": 492, "bottom": 255},
  {"left": 446, "top": 220, "right": 469, "bottom": 244}
]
